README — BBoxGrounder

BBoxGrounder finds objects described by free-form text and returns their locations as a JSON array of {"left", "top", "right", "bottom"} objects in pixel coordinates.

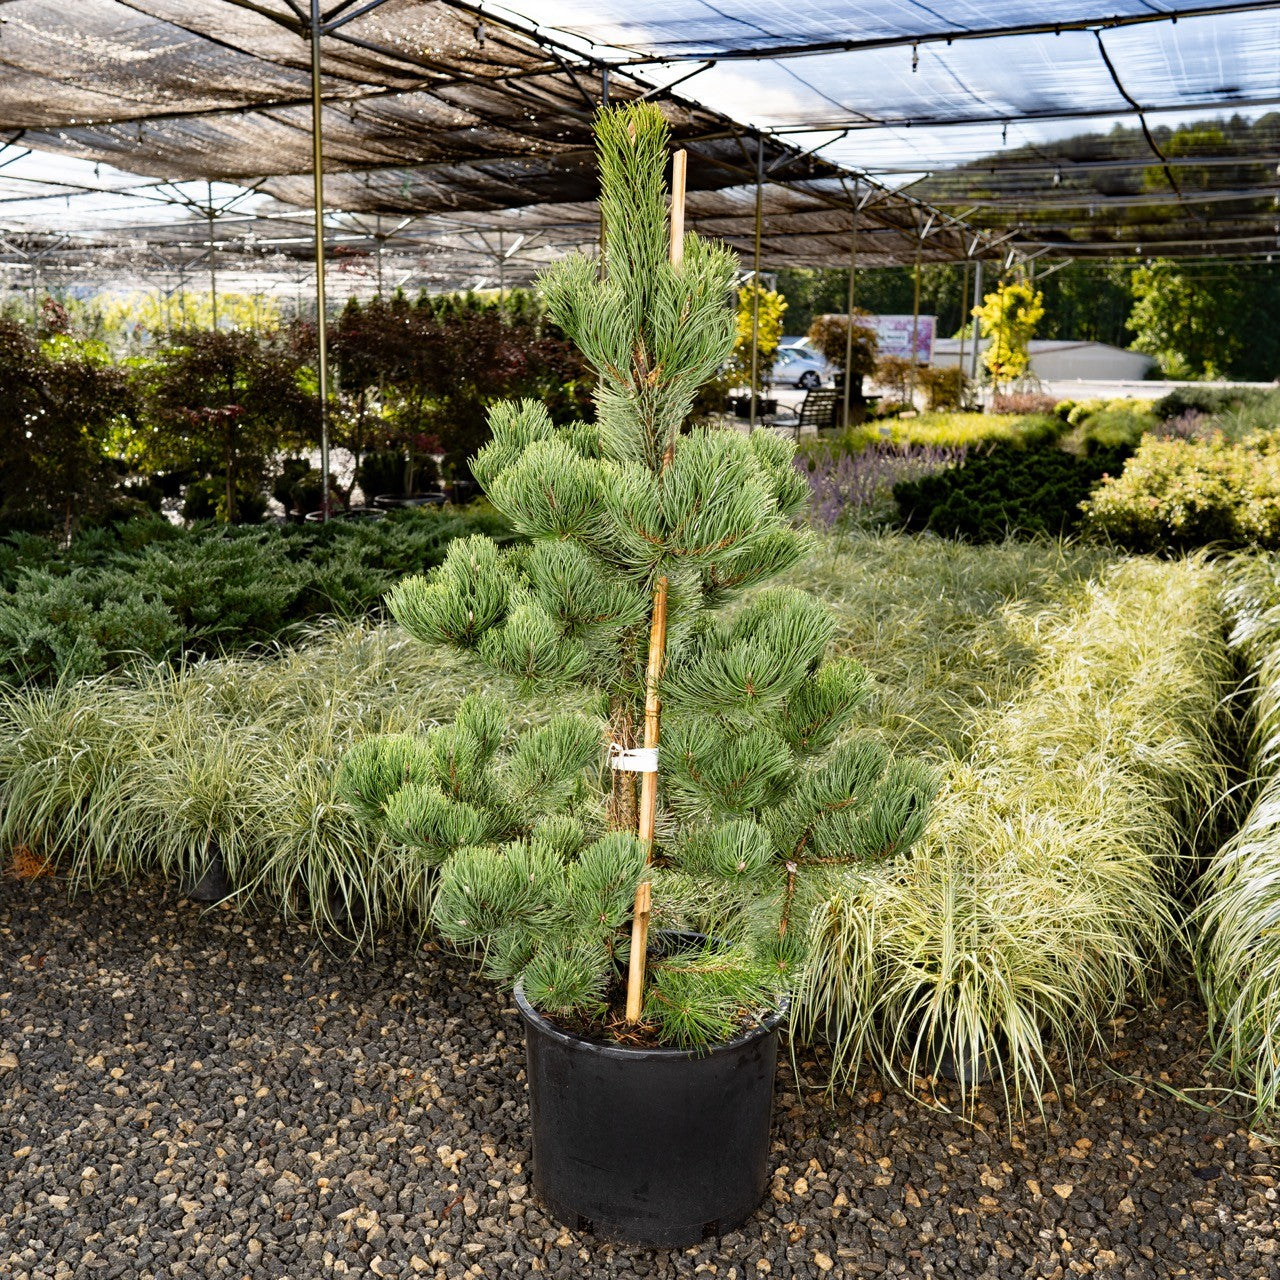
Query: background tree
[
  {"left": 976, "top": 279, "right": 1045, "bottom": 390},
  {"left": 1127, "top": 257, "right": 1245, "bottom": 379},
  {"left": 806, "top": 310, "right": 878, "bottom": 399},
  {"left": 331, "top": 290, "right": 588, "bottom": 492},
  {"left": 0, "top": 322, "right": 136, "bottom": 536},
  {"left": 728, "top": 282, "right": 787, "bottom": 390},
  {"left": 141, "top": 328, "right": 317, "bottom": 522}
]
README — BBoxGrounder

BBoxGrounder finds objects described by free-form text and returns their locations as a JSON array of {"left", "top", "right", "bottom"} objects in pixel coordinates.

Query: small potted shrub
[{"left": 339, "top": 104, "right": 936, "bottom": 1246}]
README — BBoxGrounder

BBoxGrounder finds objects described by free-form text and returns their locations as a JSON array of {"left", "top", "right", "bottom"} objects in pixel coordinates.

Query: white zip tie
[{"left": 608, "top": 744, "right": 659, "bottom": 772}]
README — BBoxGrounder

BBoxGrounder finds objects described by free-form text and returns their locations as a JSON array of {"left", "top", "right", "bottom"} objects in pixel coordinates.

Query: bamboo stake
[
  {"left": 624, "top": 148, "right": 686, "bottom": 1026},
  {"left": 669, "top": 149, "right": 687, "bottom": 263},
  {"left": 625, "top": 575, "right": 668, "bottom": 1022}
]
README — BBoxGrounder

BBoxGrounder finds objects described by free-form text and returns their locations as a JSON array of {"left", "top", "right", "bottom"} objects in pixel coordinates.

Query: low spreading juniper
[{"left": 339, "top": 102, "right": 937, "bottom": 1048}]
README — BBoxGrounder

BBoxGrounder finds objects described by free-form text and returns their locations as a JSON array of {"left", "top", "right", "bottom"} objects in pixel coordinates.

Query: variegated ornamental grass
[
  {"left": 1197, "top": 555, "right": 1280, "bottom": 1124},
  {"left": 795, "top": 545, "right": 1233, "bottom": 1108},
  {"left": 0, "top": 534, "right": 1236, "bottom": 1096}
]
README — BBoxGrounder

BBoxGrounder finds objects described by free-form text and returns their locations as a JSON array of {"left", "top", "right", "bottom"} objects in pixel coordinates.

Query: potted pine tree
[{"left": 338, "top": 103, "right": 936, "bottom": 1246}]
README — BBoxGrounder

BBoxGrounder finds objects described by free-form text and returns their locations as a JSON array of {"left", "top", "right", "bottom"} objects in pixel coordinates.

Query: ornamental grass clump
[
  {"left": 1197, "top": 555, "right": 1280, "bottom": 1124},
  {"left": 796, "top": 555, "right": 1231, "bottom": 1105},
  {"left": 338, "top": 103, "right": 937, "bottom": 1049}
]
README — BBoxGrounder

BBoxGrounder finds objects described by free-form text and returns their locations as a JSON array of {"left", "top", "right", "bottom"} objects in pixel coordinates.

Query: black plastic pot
[
  {"left": 514, "top": 973, "right": 787, "bottom": 1246},
  {"left": 370, "top": 492, "right": 448, "bottom": 510},
  {"left": 182, "top": 844, "right": 230, "bottom": 904},
  {"left": 927, "top": 1024, "right": 999, "bottom": 1087}
]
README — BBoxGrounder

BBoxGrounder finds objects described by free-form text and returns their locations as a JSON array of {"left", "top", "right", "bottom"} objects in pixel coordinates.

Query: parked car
[{"left": 770, "top": 344, "right": 831, "bottom": 389}]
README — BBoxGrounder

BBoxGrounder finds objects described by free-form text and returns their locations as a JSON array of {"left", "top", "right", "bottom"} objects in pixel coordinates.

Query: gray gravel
[{"left": 2, "top": 874, "right": 1278, "bottom": 1279}]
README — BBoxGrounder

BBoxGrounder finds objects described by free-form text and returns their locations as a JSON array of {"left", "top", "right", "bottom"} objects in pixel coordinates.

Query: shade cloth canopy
[{"left": 0, "top": 0, "right": 1275, "bottom": 294}]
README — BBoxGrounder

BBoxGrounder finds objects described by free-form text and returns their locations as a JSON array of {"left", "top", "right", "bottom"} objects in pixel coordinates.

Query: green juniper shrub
[
  {"left": 338, "top": 103, "right": 937, "bottom": 1049},
  {"left": 0, "top": 566, "right": 183, "bottom": 683},
  {"left": 895, "top": 440, "right": 1132, "bottom": 543},
  {"left": 128, "top": 536, "right": 306, "bottom": 644},
  {"left": 0, "top": 505, "right": 517, "bottom": 683}
]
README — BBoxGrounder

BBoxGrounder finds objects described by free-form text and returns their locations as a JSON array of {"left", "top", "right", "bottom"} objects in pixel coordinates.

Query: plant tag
[{"left": 608, "top": 744, "right": 658, "bottom": 772}]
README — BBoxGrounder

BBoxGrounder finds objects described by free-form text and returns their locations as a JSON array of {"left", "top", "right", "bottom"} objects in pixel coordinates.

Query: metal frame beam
[{"left": 601, "top": 1, "right": 1280, "bottom": 65}]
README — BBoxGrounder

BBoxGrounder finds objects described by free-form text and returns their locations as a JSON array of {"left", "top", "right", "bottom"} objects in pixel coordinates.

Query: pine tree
[{"left": 339, "top": 102, "right": 937, "bottom": 1049}]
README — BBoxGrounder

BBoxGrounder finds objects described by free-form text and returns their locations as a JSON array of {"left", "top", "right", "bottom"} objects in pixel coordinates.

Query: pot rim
[{"left": 513, "top": 979, "right": 790, "bottom": 1063}]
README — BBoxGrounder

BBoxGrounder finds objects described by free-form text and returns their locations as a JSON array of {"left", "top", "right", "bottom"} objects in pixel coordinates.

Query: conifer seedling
[{"left": 339, "top": 102, "right": 937, "bottom": 1049}]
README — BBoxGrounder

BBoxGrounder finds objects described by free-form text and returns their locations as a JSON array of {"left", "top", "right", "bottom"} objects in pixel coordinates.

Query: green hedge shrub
[
  {"left": 1152, "top": 385, "right": 1276, "bottom": 421},
  {"left": 894, "top": 441, "right": 1130, "bottom": 543},
  {"left": 1082, "top": 435, "right": 1280, "bottom": 552},
  {"left": 1066, "top": 401, "right": 1159, "bottom": 456},
  {"left": 797, "top": 411, "right": 1063, "bottom": 464}
]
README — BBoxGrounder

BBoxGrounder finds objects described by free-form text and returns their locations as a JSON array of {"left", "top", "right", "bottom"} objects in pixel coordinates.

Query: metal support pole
[
  {"left": 749, "top": 136, "right": 764, "bottom": 429},
  {"left": 970, "top": 259, "right": 984, "bottom": 386},
  {"left": 375, "top": 214, "right": 384, "bottom": 297},
  {"left": 841, "top": 181, "right": 860, "bottom": 431},
  {"left": 206, "top": 184, "right": 217, "bottom": 329},
  {"left": 498, "top": 230, "right": 505, "bottom": 304},
  {"left": 957, "top": 256, "right": 970, "bottom": 405},
  {"left": 310, "top": 0, "right": 331, "bottom": 522},
  {"left": 909, "top": 232, "right": 922, "bottom": 409}
]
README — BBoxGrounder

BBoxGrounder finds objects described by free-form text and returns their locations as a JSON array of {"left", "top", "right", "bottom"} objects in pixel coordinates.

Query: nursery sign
[{"left": 872, "top": 314, "right": 935, "bottom": 363}]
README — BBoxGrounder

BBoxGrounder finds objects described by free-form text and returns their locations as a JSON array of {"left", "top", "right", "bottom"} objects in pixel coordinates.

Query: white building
[{"left": 933, "top": 337, "right": 1156, "bottom": 382}]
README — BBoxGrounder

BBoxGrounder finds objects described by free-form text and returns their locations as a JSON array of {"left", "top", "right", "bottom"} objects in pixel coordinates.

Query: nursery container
[
  {"left": 371, "top": 493, "right": 447, "bottom": 509},
  {"left": 182, "top": 845, "right": 230, "bottom": 904},
  {"left": 927, "top": 1024, "right": 999, "bottom": 1087},
  {"left": 514, "top": 948, "right": 787, "bottom": 1247}
]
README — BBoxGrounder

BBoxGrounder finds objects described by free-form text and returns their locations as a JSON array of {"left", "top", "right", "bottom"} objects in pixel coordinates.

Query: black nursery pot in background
[
  {"left": 514, "top": 980, "right": 788, "bottom": 1247},
  {"left": 181, "top": 841, "right": 230, "bottom": 904}
]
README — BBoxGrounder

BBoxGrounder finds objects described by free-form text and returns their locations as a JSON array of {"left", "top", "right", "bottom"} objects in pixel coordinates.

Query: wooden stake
[
  {"left": 625, "top": 573, "right": 669, "bottom": 1023},
  {"left": 623, "top": 147, "right": 687, "bottom": 1026},
  {"left": 669, "top": 150, "right": 687, "bottom": 266}
]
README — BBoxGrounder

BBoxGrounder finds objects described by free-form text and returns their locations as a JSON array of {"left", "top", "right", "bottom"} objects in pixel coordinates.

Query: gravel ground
[{"left": 2, "top": 875, "right": 1278, "bottom": 1280}]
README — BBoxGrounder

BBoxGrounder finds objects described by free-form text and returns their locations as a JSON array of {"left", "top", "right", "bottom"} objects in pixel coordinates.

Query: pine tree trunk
[{"left": 607, "top": 704, "right": 638, "bottom": 832}]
